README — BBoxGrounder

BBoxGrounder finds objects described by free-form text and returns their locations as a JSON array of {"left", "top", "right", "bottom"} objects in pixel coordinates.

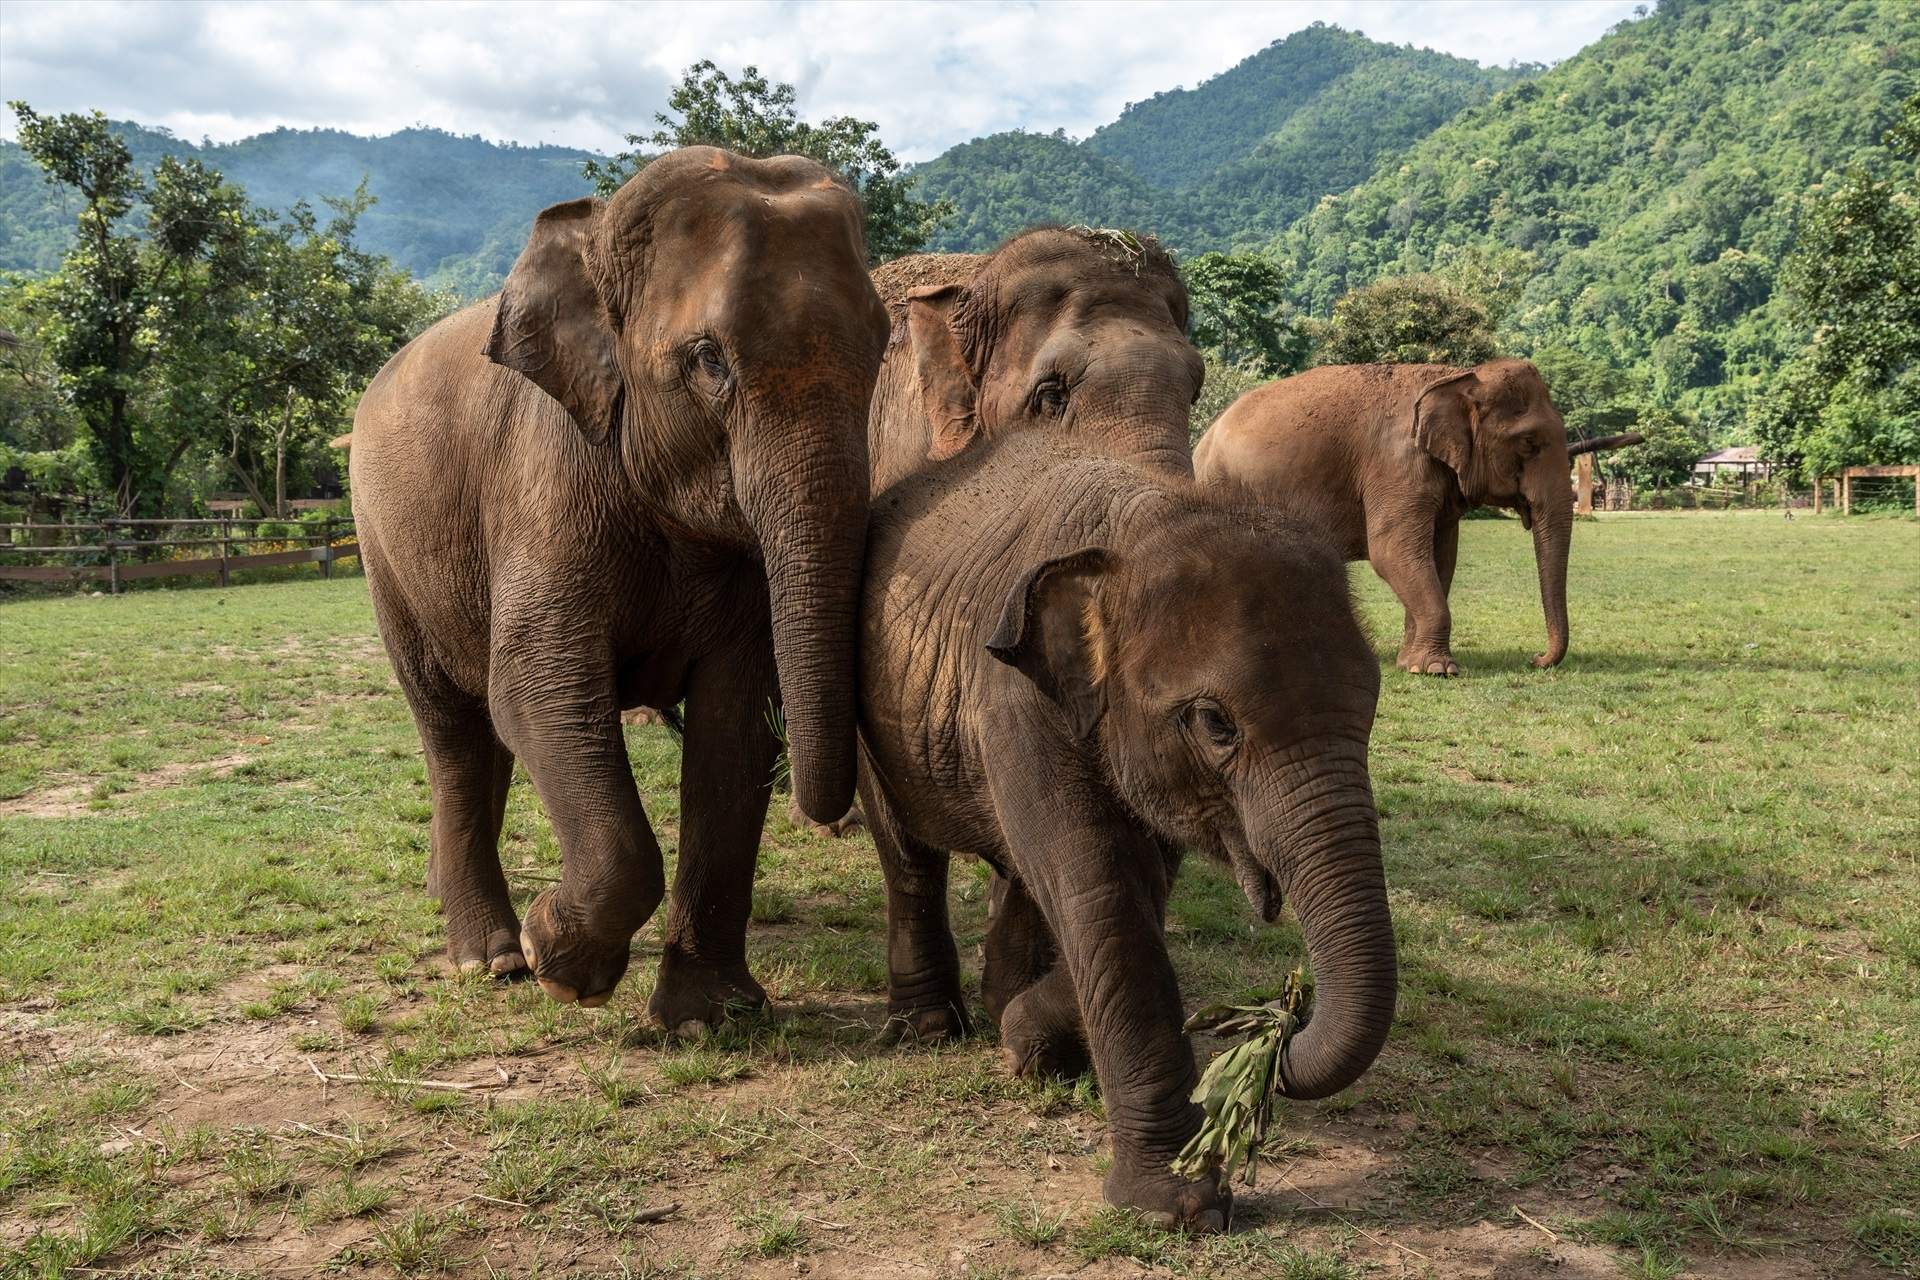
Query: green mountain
[
  {"left": 1272, "top": 0, "right": 1919, "bottom": 428},
  {"left": 1, "top": 124, "right": 597, "bottom": 294},
  {"left": 912, "top": 24, "right": 1523, "bottom": 252}
]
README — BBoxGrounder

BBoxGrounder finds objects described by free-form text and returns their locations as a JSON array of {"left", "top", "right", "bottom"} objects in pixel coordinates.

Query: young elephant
[
  {"left": 858, "top": 431, "right": 1396, "bottom": 1230},
  {"left": 1195, "top": 359, "right": 1575, "bottom": 675}
]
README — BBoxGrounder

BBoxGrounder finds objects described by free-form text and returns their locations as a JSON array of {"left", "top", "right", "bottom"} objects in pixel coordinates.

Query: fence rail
[{"left": 0, "top": 515, "right": 358, "bottom": 591}]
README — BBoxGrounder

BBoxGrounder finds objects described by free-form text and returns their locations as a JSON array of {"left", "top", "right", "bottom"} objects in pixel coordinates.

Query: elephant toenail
[
  {"left": 674, "top": 1018, "right": 711, "bottom": 1040},
  {"left": 489, "top": 952, "right": 527, "bottom": 976}
]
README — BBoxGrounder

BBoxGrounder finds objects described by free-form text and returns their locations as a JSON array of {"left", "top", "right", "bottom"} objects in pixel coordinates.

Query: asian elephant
[
  {"left": 857, "top": 430, "right": 1395, "bottom": 1229},
  {"left": 866, "top": 226, "right": 1202, "bottom": 490},
  {"left": 350, "top": 148, "right": 889, "bottom": 1024},
  {"left": 1194, "top": 359, "right": 1574, "bottom": 675},
  {"left": 785, "top": 225, "right": 1205, "bottom": 835}
]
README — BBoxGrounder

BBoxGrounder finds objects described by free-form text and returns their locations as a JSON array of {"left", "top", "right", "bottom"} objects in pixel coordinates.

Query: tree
[
  {"left": 1181, "top": 252, "right": 1309, "bottom": 375},
  {"left": 10, "top": 103, "right": 254, "bottom": 512},
  {"left": 208, "top": 186, "right": 448, "bottom": 515},
  {"left": 1607, "top": 407, "right": 1706, "bottom": 490},
  {"left": 1749, "top": 94, "right": 1919, "bottom": 479},
  {"left": 9, "top": 102, "right": 448, "bottom": 516},
  {"left": 1318, "top": 274, "right": 1499, "bottom": 366},
  {"left": 584, "top": 62, "right": 953, "bottom": 262},
  {"left": 1528, "top": 343, "right": 1642, "bottom": 442}
]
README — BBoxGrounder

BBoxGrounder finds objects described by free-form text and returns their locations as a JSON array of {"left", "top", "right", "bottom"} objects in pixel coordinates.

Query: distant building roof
[{"left": 1697, "top": 446, "right": 1764, "bottom": 465}]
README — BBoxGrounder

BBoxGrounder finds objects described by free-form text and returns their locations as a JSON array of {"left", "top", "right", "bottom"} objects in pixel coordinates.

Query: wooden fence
[
  {"left": 1812, "top": 464, "right": 1920, "bottom": 517},
  {"left": 0, "top": 516, "right": 358, "bottom": 591}
]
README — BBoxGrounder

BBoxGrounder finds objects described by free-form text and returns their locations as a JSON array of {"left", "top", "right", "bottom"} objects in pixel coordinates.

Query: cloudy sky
[{"left": 1, "top": 1, "right": 1641, "bottom": 161}]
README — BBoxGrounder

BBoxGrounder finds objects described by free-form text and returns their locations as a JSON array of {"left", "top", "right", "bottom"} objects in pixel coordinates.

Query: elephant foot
[
  {"left": 879, "top": 992, "right": 972, "bottom": 1045},
  {"left": 998, "top": 983, "right": 1091, "bottom": 1081},
  {"left": 444, "top": 893, "right": 527, "bottom": 978},
  {"left": 785, "top": 793, "right": 865, "bottom": 838},
  {"left": 1104, "top": 1161, "right": 1230, "bottom": 1234},
  {"left": 1396, "top": 645, "right": 1461, "bottom": 677},
  {"left": 649, "top": 949, "right": 767, "bottom": 1036},
  {"left": 517, "top": 889, "right": 632, "bottom": 1007}
]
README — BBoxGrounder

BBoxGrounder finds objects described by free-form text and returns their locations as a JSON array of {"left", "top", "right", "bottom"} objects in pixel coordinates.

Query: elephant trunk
[
  {"left": 740, "top": 436, "right": 869, "bottom": 824},
  {"left": 1250, "top": 753, "right": 1397, "bottom": 1100},
  {"left": 1527, "top": 466, "right": 1573, "bottom": 669}
]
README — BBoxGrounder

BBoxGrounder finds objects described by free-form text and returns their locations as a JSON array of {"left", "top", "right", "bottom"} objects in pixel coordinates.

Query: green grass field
[{"left": 2, "top": 510, "right": 1917, "bottom": 1279}]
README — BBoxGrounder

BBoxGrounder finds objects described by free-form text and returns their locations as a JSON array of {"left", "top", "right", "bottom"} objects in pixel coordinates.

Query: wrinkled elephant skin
[
  {"left": 351, "top": 148, "right": 888, "bottom": 1026},
  {"left": 856, "top": 432, "right": 1396, "bottom": 1229},
  {"left": 1195, "top": 359, "right": 1575, "bottom": 675}
]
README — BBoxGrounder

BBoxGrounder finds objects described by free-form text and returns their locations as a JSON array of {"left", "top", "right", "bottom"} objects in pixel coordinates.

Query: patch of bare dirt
[{"left": 0, "top": 752, "right": 253, "bottom": 818}]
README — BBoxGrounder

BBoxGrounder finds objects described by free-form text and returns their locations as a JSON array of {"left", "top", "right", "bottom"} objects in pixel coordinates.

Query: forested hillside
[
  {"left": 913, "top": 24, "right": 1522, "bottom": 252},
  {"left": 1270, "top": 0, "right": 1918, "bottom": 434},
  {"left": 0, "top": 124, "right": 596, "bottom": 293}
]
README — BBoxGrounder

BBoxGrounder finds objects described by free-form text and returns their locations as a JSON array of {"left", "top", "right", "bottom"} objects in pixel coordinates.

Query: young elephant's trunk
[{"left": 1247, "top": 753, "right": 1397, "bottom": 1099}]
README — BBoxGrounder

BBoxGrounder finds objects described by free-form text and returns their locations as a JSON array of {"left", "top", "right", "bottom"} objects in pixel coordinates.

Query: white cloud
[{"left": 0, "top": 0, "right": 1642, "bottom": 159}]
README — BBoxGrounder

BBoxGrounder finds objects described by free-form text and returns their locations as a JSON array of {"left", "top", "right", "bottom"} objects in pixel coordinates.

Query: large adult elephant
[
  {"left": 1195, "top": 359, "right": 1575, "bottom": 676},
  {"left": 858, "top": 431, "right": 1395, "bottom": 1229},
  {"left": 350, "top": 148, "right": 889, "bottom": 1024}
]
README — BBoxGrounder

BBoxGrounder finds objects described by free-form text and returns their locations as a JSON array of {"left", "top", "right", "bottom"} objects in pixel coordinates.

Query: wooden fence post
[
  {"left": 1811, "top": 477, "right": 1822, "bottom": 514},
  {"left": 320, "top": 518, "right": 333, "bottom": 580},
  {"left": 106, "top": 519, "right": 120, "bottom": 595},
  {"left": 219, "top": 518, "right": 231, "bottom": 588},
  {"left": 1575, "top": 455, "right": 1593, "bottom": 515},
  {"left": 1842, "top": 472, "right": 1852, "bottom": 516}
]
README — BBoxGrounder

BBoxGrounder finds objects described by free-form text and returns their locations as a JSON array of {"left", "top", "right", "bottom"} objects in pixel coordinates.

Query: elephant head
[
  {"left": 901, "top": 228, "right": 1202, "bottom": 476},
  {"left": 484, "top": 148, "right": 890, "bottom": 820},
  {"left": 987, "top": 508, "right": 1394, "bottom": 1099},
  {"left": 1413, "top": 358, "right": 1573, "bottom": 668}
]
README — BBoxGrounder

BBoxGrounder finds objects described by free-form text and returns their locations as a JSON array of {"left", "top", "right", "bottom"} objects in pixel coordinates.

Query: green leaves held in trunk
[{"left": 1172, "top": 966, "right": 1310, "bottom": 1187}]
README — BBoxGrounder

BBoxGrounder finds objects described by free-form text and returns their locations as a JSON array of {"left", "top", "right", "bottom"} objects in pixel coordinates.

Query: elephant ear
[
  {"left": 484, "top": 197, "right": 623, "bottom": 443},
  {"left": 987, "top": 547, "right": 1113, "bottom": 739},
  {"left": 905, "top": 283, "right": 980, "bottom": 462},
  {"left": 1411, "top": 368, "right": 1482, "bottom": 484}
]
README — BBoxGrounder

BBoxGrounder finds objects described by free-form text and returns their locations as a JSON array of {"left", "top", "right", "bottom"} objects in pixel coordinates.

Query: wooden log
[
  {"left": 1566, "top": 431, "right": 1646, "bottom": 458},
  {"left": 1575, "top": 455, "right": 1593, "bottom": 514}
]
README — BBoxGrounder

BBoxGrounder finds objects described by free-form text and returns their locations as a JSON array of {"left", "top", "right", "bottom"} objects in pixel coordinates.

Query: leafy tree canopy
[
  {"left": 1318, "top": 274, "right": 1499, "bottom": 367},
  {"left": 584, "top": 61, "right": 952, "bottom": 263},
  {"left": 1749, "top": 92, "right": 1919, "bottom": 478},
  {"left": 8, "top": 101, "right": 446, "bottom": 516},
  {"left": 1181, "top": 251, "right": 1309, "bottom": 375}
]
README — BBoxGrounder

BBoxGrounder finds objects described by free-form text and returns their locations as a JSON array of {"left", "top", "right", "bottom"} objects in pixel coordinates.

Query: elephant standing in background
[
  {"left": 350, "top": 148, "right": 889, "bottom": 1027},
  {"left": 1194, "top": 359, "right": 1575, "bottom": 675},
  {"left": 857, "top": 431, "right": 1395, "bottom": 1229}
]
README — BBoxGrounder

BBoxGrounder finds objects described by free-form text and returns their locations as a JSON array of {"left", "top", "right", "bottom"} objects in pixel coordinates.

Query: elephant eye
[
  {"left": 688, "top": 339, "right": 732, "bottom": 392},
  {"left": 1032, "top": 379, "right": 1069, "bottom": 418},
  {"left": 1186, "top": 700, "right": 1240, "bottom": 751}
]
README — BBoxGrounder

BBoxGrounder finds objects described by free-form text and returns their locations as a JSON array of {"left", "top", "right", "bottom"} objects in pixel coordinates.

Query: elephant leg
[
  {"left": 649, "top": 651, "right": 780, "bottom": 1035},
  {"left": 863, "top": 768, "right": 969, "bottom": 1044},
  {"left": 488, "top": 637, "right": 664, "bottom": 1008},
  {"left": 981, "top": 871, "right": 1055, "bottom": 1022},
  {"left": 1373, "top": 521, "right": 1459, "bottom": 677},
  {"left": 416, "top": 703, "right": 521, "bottom": 975},
  {"left": 989, "top": 759, "right": 1225, "bottom": 1231},
  {"left": 363, "top": 557, "right": 523, "bottom": 977},
  {"left": 1434, "top": 515, "right": 1460, "bottom": 599},
  {"left": 983, "top": 874, "right": 1088, "bottom": 1077}
]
